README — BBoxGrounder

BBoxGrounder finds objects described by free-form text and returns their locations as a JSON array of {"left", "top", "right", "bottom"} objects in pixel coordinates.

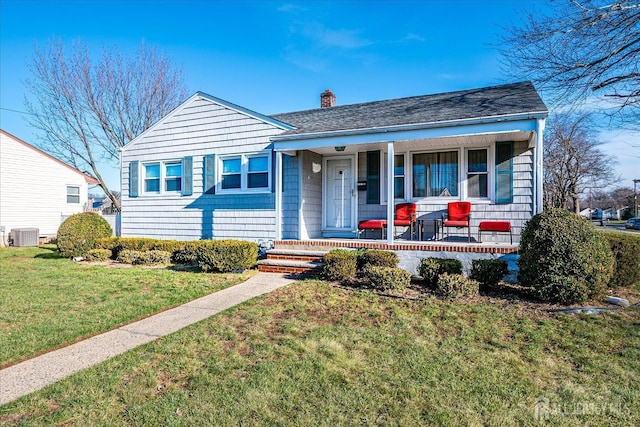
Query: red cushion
[
  {"left": 444, "top": 220, "right": 469, "bottom": 227},
  {"left": 479, "top": 221, "right": 511, "bottom": 232},
  {"left": 358, "top": 220, "right": 387, "bottom": 230},
  {"left": 448, "top": 202, "right": 471, "bottom": 221},
  {"left": 395, "top": 203, "right": 416, "bottom": 222},
  {"left": 394, "top": 220, "right": 411, "bottom": 226}
]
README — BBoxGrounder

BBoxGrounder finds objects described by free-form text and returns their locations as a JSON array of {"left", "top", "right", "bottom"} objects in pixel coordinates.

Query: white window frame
[
  {"left": 66, "top": 185, "right": 80, "bottom": 204},
  {"left": 216, "top": 152, "right": 272, "bottom": 194},
  {"left": 409, "top": 148, "right": 462, "bottom": 201},
  {"left": 142, "top": 160, "right": 182, "bottom": 195},
  {"left": 463, "top": 146, "right": 494, "bottom": 202},
  {"left": 381, "top": 151, "right": 408, "bottom": 204}
]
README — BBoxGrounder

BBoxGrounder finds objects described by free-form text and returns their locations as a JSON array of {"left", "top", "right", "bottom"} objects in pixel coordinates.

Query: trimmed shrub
[
  {"left": 196, "top": 240, "right": 258, "bottom": 272},
  {"left": 601, "top": 231, "right": 640, "bottom": 288},
  {"left": 117, "top": 249, "right": 171, "bottom": 265},
  {"left": 419, "top": 257, "right": 463, "bottom": 287},
  {"left": 57, "top": 212, "right": 112, "bottom": 258},
  {"left": 94, "top": 237, "right": 119, "bottom": 252},
  {"left": 322, "top": 249, "right": 358, "bottom": 281},
  {"left": 435, "top": 273, "right": 479, "bottom": 299},
  {"left": 363, "top": 266, "right": 411, "bottom": 291},
  {"left": 518, "top": 208, "right": 614, "bottom": 304},
  {"left": 470, "top": 259, "right": 509, "bottom": 290},
  {"left": 171, "top": 241, "right": 207, "bottom": 265},
  {"left": 357, "top": 249, "right": 399, "bottom": 271},
  {"left": 85, "top": 248, "right": 112, "bottom": 262}
]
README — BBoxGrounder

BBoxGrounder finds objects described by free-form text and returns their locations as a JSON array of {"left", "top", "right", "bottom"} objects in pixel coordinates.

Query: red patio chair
[
  {"left": 442, "top": 201, "right": 471, "bottom": 242},
  {"left": 393, "top": 202, "right": 417, "bottom": 240}
]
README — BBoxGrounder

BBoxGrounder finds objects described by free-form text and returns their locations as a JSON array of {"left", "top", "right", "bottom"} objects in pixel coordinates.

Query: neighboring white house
[{"left": 0, "top": 129, "right": 99, "bottom": 245}]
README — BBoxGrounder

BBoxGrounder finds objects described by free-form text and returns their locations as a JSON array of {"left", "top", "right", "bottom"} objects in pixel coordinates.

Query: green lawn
[
  {"left": 1, "top": 280, "right": 638, "bottom": 426},
  {"left": 0, "top": 246, "right": 253, "bottom": 367}
]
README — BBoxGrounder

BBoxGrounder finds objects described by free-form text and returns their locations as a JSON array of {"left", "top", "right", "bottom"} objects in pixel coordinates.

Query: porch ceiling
[{"left": 304, "top": 131, "right": 533, "bottom": 155}]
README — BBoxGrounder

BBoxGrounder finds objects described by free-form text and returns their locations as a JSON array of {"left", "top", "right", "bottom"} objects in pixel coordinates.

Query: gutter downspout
[{"left": 387, "top": 141, "right": 394, "bottom": 245}]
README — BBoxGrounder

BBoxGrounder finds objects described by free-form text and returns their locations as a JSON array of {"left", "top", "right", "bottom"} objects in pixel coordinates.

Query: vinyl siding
[
  {"left": 121, "top": 96, "right": 285, "bottom": 241},
  {"left": 282, "top": 154, "right": 299, "bottom": 239},
  {"left": 299, "top": 151, "right": 322, "bottom": 239},
  {"left": 0, "top": 132, "right": 90, "bottom": 237}
]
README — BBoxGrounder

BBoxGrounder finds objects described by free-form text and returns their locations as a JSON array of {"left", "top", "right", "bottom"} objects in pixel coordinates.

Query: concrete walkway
[{"left": 0, "top": 272, "right": 295, "bottom": 406}]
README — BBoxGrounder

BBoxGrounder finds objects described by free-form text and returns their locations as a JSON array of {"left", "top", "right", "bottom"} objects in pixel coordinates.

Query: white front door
[{"left": 324, "top": 157, "right": 355, "bottom": 231}]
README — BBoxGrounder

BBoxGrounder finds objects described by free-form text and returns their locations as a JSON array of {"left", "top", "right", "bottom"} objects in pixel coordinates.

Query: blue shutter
[
  {"left": 272, "top": 149, "right": 277, "bottom": 193},
  {"left": 495, "top": 142, "right": 513, "bottom": 204},
  {"left": 181, "top": 156, "right": 193, "bottom": 196},
  {"left": 129, "top": 161, "right": 139, "bottom": 198},
  {"left": 366, "top": 151, "right": 380, "bottom": 204},
  {"left": 204, "top": 154, "right": 216, "bottom": 194}
]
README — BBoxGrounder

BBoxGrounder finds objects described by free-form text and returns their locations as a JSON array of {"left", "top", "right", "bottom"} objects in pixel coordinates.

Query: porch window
[
  {"left": 412, "top": 151, "right": 458, "bottom": 198},
  {"left": 467, "top": 149, "right": 488, "bottom": 198},
  {"left": 144, "top": 163, "right": 161, "bottom": 193},
  {"left": 382, "top": 153, "right": 406, "bottom": 201}
]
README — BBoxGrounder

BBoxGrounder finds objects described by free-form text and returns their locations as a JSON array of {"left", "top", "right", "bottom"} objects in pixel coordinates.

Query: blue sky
[{"left": 1, "top": 0, "right": 637, "bottom": 191}]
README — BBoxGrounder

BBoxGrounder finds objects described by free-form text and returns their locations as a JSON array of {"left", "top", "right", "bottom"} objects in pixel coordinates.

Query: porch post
[
  {"left": 534, "top": 118, "right": 546, "bottom": 214},
  {"left": 387, "top": 141, "right": 394, "bottom": 245},
  {"left": 275, "top": 150, "right": 283, "bottom": 240}
]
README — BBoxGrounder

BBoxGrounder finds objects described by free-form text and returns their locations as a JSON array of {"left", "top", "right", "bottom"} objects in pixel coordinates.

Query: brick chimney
[{"left": 320, "top": 89, "right": 336, "bottom": 108}]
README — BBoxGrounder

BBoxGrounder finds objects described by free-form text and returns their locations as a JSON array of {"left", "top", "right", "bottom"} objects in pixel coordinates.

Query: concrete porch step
[{"left": 266, "top": 248, "right": 328, "bottom": 262}]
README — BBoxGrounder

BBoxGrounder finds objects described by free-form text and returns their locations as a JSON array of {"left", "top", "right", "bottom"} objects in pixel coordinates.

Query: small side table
[{"left": 418, "top": 218, "right": 442, "bottom": 240}]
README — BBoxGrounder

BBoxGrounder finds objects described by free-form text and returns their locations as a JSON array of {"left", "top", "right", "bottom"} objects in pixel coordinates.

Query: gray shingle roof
[{"left": 270, "top": 81, "right": 547, "bottom": 137}]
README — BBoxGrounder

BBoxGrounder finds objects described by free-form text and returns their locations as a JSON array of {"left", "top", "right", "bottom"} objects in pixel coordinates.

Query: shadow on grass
[{"left": 34, "top": 246, "right": 63, "bottom": 260}]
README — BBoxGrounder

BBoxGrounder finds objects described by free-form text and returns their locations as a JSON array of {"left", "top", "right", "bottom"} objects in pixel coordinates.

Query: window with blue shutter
[
  {"left": 366, "top": 151, "right": 380, "bottom": 204},
  {"left": 204, "top": 154, "right": 216, "bottom": 194},
  {"left": 129, "top": 161, "right": 139, "bottom": 198},
  {"left": 495, "top": 141, "right": 513, "bottom": 204},
  {"left": 181, "top": 156, "right": 193, "bottom": 196}
]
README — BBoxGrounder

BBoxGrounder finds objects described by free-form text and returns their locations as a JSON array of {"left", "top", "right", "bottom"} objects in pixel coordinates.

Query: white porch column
[
  {"left": 387, "top": 141, "right": 394, "bottom": 245},
  {"left": 534, "top": 118, "right": 546, "bottom": 214},
  {"left": 275, "top": 151, "right": 283, "bottom": 240}
]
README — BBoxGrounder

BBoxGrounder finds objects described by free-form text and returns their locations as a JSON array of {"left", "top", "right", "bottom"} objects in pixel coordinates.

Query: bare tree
[
  {"left": 24, "top": 38, "right": 188, "bottom": 210},
  {"left": 500, "top": 0, "right": 640, "bottom": 127},
  {"left": 543, "top": 113, "right": 618, "bottom": 212}
]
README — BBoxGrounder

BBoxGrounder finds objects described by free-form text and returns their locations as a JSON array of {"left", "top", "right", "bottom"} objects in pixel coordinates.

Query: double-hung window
[
  {"left": 143, "top": 161, "right": 182, "bottom": 194},
  {"left": 144, "top": 163, "right": 161, "bottom": 193},
  {"left": 66, "top": 186, "right": 80, "bottom": 203},
  {"left": 382, "top": 153, "right": 406, "bottom": 202},
  {"left": 218, "top": 153, "right": 270, "bottom": 193},
  {"left": 467, "top": 149, "right": 488, "bottom": 198},
  {"left": 412, "top": 151, "right": 459, "bottom": 198}
]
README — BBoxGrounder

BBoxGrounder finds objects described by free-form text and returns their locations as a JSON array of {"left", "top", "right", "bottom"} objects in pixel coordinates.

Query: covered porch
[{"left": 272, "top": 117, "right": 545, "bottom": 246}]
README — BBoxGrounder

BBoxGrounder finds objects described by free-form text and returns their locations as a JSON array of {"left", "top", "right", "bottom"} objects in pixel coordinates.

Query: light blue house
[{"left": 120, "top": 82, "right": 548, "bottom": 258}]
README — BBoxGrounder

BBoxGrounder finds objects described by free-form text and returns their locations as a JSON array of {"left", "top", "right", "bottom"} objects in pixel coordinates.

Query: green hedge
[
  {"left": 601, "top": 231, "right": 640, "bottom": 288},
  {"left": 363, "top": 266, "right": 411, "bottom": 291},
  {"left": 470, "top": 259, "right": 509, "bottom": 290},
  {"left": 196, "top": 240, "right": 258, "bottom": 272},
  {"left": 357, "top": 249, "right": 399, "bottom": 271},
  {"left": 85, "top": 248, "right": 112, "bottom": 262},
  {"left": 117, "top": 249, "right": 172, "bottom": 265},
  {"left": 519, "top": 208, "right": 614, "bottom": 304},
  {"left": 419, "top": 258, "right": 463, "bottom": 287},
  {"left": 435, "top": 273, "right": 479, "bottom": 299},
  {"left": 322, "top": 249, "right": 358, "bottom": 281},
  {"left": 57, "top": 212, "right": 112, "bottom": 258}
]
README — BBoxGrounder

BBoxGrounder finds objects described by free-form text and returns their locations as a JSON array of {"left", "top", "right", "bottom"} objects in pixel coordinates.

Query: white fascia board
[
  {"left": 272, "top": 116, "right": 540, "bottom": 152},
  {"left": 121, "top": 91, "right": 295, "bottom": 152}
]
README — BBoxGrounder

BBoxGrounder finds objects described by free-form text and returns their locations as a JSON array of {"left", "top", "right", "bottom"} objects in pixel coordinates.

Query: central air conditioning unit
[{"left": 11, "top": 228, "right": 40, "bottom": 247}]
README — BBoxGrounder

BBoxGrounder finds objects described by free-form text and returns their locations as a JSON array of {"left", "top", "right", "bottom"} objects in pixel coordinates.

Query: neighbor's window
[
  {"left": 221, "top": 157, "right": 242, "bottom": 190},
  {"left": 412, "top": 151, "right": 459, "bottom": 197},
  {"left": 164, "top": 162, "right": 182, "bottom": 192},
  {"left": 467, "top": 149, "right": 488, "bottom": 198},
  {"left": 144, "top": 163, "right": 161, "bottom": 193},
  {"left": 66, "top": 186, "right": 80, "bottom": 203}
]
